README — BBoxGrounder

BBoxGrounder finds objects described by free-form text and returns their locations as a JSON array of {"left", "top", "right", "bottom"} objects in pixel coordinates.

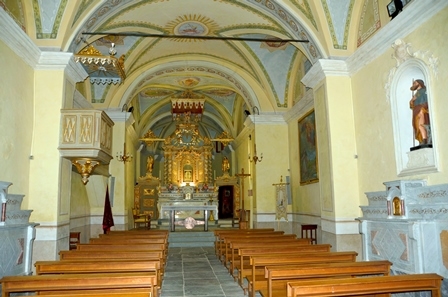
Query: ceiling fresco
[{"left": 1, "top": 0, "right": 396, "bottom": 154}]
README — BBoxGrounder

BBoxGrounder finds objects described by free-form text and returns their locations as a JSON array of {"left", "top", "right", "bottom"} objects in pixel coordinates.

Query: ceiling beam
[{"left": 82, "top": 32, "right": 309, "bottom": 43}]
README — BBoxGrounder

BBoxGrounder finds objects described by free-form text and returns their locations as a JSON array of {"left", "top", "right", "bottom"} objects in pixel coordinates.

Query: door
[{"left": 218, "top": 185, "right": 233, "bottom": 219}]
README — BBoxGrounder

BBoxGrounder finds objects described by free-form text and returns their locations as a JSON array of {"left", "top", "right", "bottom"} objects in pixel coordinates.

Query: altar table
[{"left": 163, "top": 205, "right": 218, "bottom": 231}]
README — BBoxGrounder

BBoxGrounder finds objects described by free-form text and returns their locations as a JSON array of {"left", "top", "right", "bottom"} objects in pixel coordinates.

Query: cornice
[
  {"left": 283, "top": 89, "right": 314, "bottom": 123},
  {"left": 346, "top": 0, "right": 448, "bottom": 76},
  {"left": 0, "top": 8, "right": 87, "bottom": 83},
  {"left": 301, "top": 59, "right": 349, "bottom": 88},
  {"left": 0, "top": 7, "right": 40, "bottom": 67}
]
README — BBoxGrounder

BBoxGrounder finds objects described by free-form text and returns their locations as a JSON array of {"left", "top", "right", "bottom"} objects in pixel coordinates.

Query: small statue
[
  {"left": 222, "top": 156, "right": 230, "bottom": 173},
  {"left": 146, "top": 155, "right": 154, "bottom": 174}
]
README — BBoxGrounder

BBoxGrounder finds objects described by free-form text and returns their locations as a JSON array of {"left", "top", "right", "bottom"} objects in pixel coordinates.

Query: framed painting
[{"left": 298, "top": 110, "right": 318, "bottom": 185}]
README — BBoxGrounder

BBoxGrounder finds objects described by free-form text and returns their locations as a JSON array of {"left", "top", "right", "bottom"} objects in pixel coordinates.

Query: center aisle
[{"left": 160, "top": 247, "right": 246, "bottom": 297}]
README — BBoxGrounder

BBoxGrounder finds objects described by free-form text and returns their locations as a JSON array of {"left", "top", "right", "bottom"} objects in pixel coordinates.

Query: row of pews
[
  {"left": 214, "top": 228, "right": 444, "bottom": 297},
  {"left": 0, "top": 229, "right": 169, "bottom": 297}
]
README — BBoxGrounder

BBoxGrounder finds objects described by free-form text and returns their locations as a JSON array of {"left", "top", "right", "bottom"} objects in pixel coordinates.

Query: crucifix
[{"left": 236, "top": 168, "right": 251, "bottom": 229}]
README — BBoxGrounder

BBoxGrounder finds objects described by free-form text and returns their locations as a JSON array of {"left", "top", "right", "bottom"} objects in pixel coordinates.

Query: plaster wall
[
  {"left": 27, "top": 70, "right": 64, "bottom": 223},
  {"left": 324, "top": 76, "right": 360, "bottom": 219},
  {"left": 287, "top": 104, "right": 321, "bottom": 217},
  {"left": 254, "top": 123, "right": 289, "bottom": 214},
  {"left": 351, "top": 6, "right": 448, "bottom": 201},
  {"left": 0, "top": 40, "right": 34, "bottom": 197}
]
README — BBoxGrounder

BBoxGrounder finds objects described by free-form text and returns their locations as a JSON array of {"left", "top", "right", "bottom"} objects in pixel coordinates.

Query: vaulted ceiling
[{"left": 2, "top": 0, "right": 392, "bottom": 152}]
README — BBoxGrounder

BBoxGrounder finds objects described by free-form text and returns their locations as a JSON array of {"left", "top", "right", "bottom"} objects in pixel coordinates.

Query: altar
[{"left": 157, "top": 185, "right": 219, "bottom": 226}]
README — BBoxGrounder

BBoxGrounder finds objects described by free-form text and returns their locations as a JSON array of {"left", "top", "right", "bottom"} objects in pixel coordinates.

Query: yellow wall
[
  {"left": 0, "top": 40, "right": 34, "bottom": 197},
  {"left": 351, "top": 6, "right": 448, "bottom": 202},
  {"left": 254, "top": 123, "right": 289, "bottom": 213}
]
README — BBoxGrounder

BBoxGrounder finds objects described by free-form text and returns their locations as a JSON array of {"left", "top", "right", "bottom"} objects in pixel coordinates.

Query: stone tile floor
[{"left": 160, "top": 247, "right": 246, "bottom": 297}]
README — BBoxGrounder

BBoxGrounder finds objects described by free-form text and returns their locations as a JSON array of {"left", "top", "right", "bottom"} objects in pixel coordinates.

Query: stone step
[{"left": 168, "top": 231, "right": 216, "bottom": 248}]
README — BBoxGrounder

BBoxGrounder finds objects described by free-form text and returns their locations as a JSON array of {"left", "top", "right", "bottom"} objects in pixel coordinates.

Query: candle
[{"left": 214, "top": 170, "right": 216, "bottom": 180}]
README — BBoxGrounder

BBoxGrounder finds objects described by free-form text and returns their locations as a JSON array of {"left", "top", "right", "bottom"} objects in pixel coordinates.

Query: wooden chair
[
  {"left": 133, "top": 208, "right": 151, "bottom": 229},
  {"left": 301, "top": 224, "right": 317, "bottom": 244},
  {"left": 69, "top": 232, "right": 80, "bottom": 250}
]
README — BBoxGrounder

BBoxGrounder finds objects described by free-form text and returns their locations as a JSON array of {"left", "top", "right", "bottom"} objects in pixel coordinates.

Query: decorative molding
[
  {"left": 284, "top": 89, "right": 314, "bottom": 123},
  {"left": 0, "top": 7, "right": 40, "bottom": 67},
  {"left": 347, "top": 0, "right": 448, "bottom": 76},
  {"left": 385, "top": 38, "right": 439, "bottom": 103},
  {"left": 321, "top": 217, "right": 360, "bottom": 235},
  {"left": 301, "top": 59, "right": 349, "bottom": 89}
]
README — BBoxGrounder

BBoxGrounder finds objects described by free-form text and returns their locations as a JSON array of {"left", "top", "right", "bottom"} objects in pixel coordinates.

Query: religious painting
[{"left": 298, "top": 110, "right": 318, "bottom": 185}]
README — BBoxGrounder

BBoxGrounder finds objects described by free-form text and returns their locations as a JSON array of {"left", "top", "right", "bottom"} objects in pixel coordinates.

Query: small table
[{"left": 163, "top": 205, "right": 218, "bottom": 232}]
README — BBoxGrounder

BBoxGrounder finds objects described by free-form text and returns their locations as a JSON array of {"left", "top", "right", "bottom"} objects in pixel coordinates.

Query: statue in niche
[
  {"left": 409, "top": 79, "right": 431, "bottom": 146},
  {"left": 222, "top": 156, "right": 230, "bottom": 173},
  {"left": 146, "top": 155, "right": 154, "bottom": 174}
]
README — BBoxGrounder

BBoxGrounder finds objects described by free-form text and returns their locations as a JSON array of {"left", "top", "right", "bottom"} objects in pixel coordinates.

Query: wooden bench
[
  {"left": 15, "top": 290, "right": 152, "bottom": 297},
  {"left": 214, "top": 228, "right": 275, "bottom": 255},
  {"left": 0, "top": 272, "right": 157, "bottom": 297},
  {"left": 224, "top": 236, "right": 306, "bottom": 269},
  {"left": 286, "top": 273, "right": 443, "bottom": 297},
  {"left": 98, "top": 232, "right": 168, "bottom": 239},
  {"left": 78, "top": 243, "right": 166, "bottom": 251},
  {"left": 214, "top": 229, "right": 279, "bottom": 257},
  {"left": 59, "top": 250, "right": 165, "bottom": 266},
  {"left": 259, "top": 260, "right": 392, "bottom": 297},
  {"left": 35, "top": 259, "right": 163, "bottom": 288},
  {"left": 228, "top": 242, "right": 329, "bottom": 276},
  {"left": 218, "top": 232, "right": 288, "bottom": 263},
  {"left": 240, "top": 251, "right": 358, "bottom": 292},
  {"left": 90, "top": 237, "right": 168, "bottom": 245}
]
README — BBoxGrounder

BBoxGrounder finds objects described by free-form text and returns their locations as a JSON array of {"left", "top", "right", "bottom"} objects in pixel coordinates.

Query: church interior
[{"left": 1, "top": 0, "right": 448, "bottom": 294}]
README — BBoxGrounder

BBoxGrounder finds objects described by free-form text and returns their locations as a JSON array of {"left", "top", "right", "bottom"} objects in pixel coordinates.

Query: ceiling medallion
[{"left": 166, "top": 14, "right": 220, "bottom": 42}]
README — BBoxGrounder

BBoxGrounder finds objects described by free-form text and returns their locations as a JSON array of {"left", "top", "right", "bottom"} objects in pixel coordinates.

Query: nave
[{"left": 161, "top": 247, "right": 245, "bottom": 297}]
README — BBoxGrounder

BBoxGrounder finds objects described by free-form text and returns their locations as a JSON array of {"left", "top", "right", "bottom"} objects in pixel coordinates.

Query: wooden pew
[
  {"left": 214, "top": 229, "right": 279, "bottom": 257},
  {"left": 240, "top": 251, "right": 358, "bottom": 293},
  {"left": 218, "top": 232, "right": 288, "bottom": 263},
  {"left": 15, "top": 291, "right": 151, "bottom": 297},
  {"left": 235, "top": 245, "right": 333, "bottom": 282},
  {"left": 214, "top": 228, "right": 275, "bottom": 255},
  {"left": 59, "top": 250, "right": 165, "bottom": 266},
  {"left": 228, "top": 242, "right": 329, "bottom": 276},
  {"left": 0, "top": 272, "right": 157, "bottom": 297},
  {"left": 224, "top": 236, "right": 306, "bottom": 269},
  {"left": 35, "top": 259, "right": 163, "bottom": 289},
  {"left": 259, "top": 260, "right": 392, "bottom": 297},
  {"left": 105, "top": 230, "right": 169, "bottom": 235},
  {"left": 77, "top": 243, "right": 166, "bottom": 251},
  {"left": 99, "top": 233, "right": 169, "bottom": 239},
  {"left": 286, "top": 273, "right": 443, "bottom": 297},
  {"left": 90, "top": 237, "right": 168, "bottom": 245}
]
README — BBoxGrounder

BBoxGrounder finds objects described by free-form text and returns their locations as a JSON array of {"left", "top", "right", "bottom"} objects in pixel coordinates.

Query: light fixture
[
  {"left": 116, "top": 104, "right": 133, "bottom": 163},
  {"left": 249, "top": 106, "right": 263, "bottom": 164},
  {"left": 74, "top": 42, "right": 126, "bottom": 84}
]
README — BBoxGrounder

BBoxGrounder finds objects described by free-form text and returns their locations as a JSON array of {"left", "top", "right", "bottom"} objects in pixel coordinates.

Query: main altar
[{"left": 138, "top": 92, "right": 232, "bottom": 228}]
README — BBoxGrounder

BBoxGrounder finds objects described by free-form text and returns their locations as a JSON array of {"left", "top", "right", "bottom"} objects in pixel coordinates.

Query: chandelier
[
  {"left": 116, "top": 104, "right": 133, "bottom": 163},
  {"left": 74, "top": 42, "right": 126, "bottom": 84}
]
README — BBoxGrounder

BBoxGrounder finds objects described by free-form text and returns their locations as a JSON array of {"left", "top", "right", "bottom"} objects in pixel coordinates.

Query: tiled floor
[{"left": 160, "top": 247, "right": 246, "bottom": 297}]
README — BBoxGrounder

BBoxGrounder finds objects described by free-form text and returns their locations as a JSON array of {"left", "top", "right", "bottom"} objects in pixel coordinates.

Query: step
[{"left": 168, "top": 231, "right": 216, "bottom": 248}]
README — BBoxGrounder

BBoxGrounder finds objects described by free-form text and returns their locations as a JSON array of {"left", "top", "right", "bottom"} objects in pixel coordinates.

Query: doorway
[{"left": 218, "top": 185, "right": 233, "bottom": 219}]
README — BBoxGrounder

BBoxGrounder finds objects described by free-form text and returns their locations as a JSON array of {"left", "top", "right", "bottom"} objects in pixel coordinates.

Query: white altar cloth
[{"left": 162, "top": 205, "right": 218, "bottom": 231}]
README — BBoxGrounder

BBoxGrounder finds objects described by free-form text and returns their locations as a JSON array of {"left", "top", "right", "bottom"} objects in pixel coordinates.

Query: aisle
[{"left": 160, "top": 247, "right": 246, "bottom": 297}]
